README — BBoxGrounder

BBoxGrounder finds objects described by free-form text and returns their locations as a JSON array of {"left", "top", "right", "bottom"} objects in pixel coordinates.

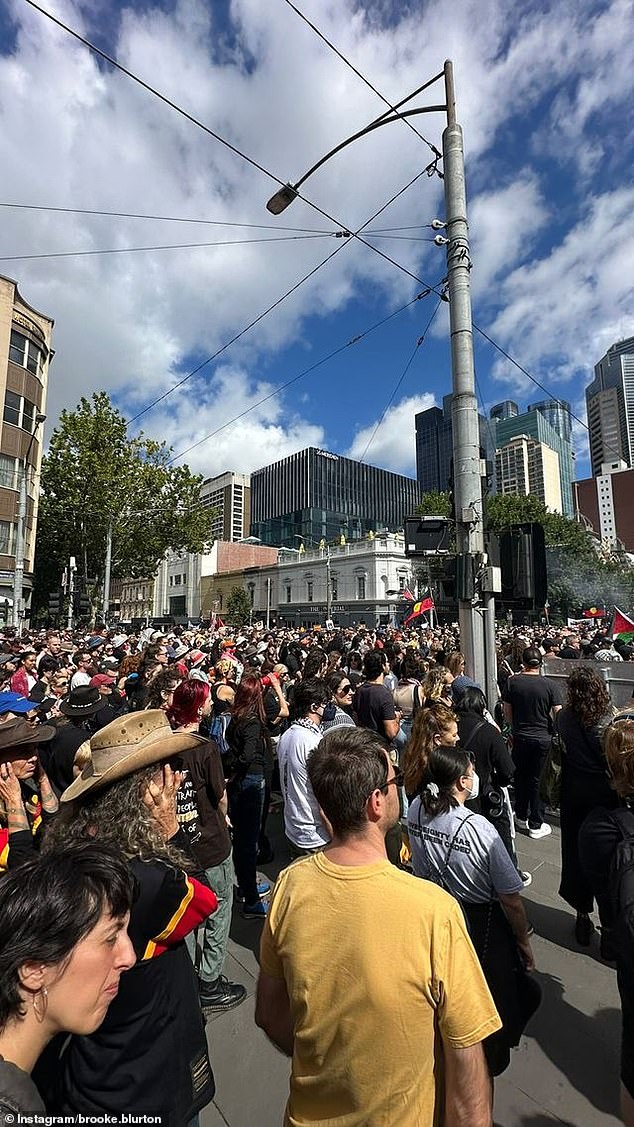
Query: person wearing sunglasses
[
  {"left": 256, "top": 726, "right": 500, "bottom": 1127},
  {"left": 322, "top": 671, "right": 356, "bottom": 732},
  {"left": 406, "top": 713, "right": 540, "bottom": 1081}
]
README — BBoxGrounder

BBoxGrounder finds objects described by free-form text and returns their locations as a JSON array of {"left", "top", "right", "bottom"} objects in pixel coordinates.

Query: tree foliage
[
  {"left": 33, "top": 393, "right": 215, "bottom": 609},
  {"left": 226, "top": 586, "right": 252, "bottom": 626},
  {"left": 416, "top": 490, "right": 452, "bottom": 518}
]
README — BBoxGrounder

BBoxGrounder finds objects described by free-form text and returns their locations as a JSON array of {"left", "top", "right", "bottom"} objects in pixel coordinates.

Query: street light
[
  {"left": 266, "top": 73, "right": 445, "bottom": 213},
  {"left": 265, "top": 60, "right": 494, "bottom": 704},
  {"left": 294, "top": 534, "right": 332, "bottom": 624},
  {"left": 12, "top": 412, "right": 46, "bottom": 629}
]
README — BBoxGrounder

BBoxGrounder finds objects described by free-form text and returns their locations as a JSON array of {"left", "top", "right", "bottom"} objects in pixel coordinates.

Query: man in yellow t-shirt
[{"left": 256, "top": 727, "right": 500, "bottom": 1127}]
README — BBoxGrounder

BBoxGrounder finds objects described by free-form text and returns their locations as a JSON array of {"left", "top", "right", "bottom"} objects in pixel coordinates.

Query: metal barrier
[{"left": 543, "top": 658, "right": 634, "bottom": 709}]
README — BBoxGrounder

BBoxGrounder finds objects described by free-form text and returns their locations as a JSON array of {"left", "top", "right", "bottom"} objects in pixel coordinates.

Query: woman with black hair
[
  {"left": 407, "top": 733, "right": 540, "bottom": 1079},
  {"left": 455, "top": 688, "right": 520, "bottom": 871},
  {"left": 0, "top": 842, "right": 135, "bottom": 1117}
]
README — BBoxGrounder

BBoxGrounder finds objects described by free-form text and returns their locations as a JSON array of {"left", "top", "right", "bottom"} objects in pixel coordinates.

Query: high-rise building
[
  {"left": 496, "top": 435, "right": 562, "bottom": 512},
  {"left": 415, "top": 394, "right": 494, "bottom": 495},
  {"left": 492, "top": 402, "right": 575, "bottom": 516},
  {"left": 0, "top": 276, "right": 54, "bottom": 616},
  {"left": 200, "top": 471, "right": 250, "bottom": 543},
  {"left": 574, "top": 460, "right": 634, "bottom": 551},
  {"left": 251, "top": 448, "right": 421, "bottom": 547},
  {"left": 586, "top": 337, "right": 634, "bottom": 476},
  {"left": 489, "top": 400, "right": 519, "bottom": 423}
]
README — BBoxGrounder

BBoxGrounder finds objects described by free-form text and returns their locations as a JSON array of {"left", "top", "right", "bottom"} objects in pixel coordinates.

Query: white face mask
[{"left": 466, "top": 771, "right": 480, "bottom": 801}]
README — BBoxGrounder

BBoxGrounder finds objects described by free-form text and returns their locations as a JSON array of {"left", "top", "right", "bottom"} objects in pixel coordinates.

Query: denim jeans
[
  {"left": 229, "top": 772, "right": 266, "bottom": 906},
  {"left": 187, "top": 853, "right": 235, "bottom": 984}
]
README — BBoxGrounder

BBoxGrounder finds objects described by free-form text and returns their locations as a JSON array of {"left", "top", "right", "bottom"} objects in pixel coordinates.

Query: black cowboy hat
[{"left": 59, "top": 685, "right": 105, "bottom": 719}]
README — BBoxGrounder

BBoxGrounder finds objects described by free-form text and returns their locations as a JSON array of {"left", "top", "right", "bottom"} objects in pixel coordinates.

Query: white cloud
[
  {"left": 487, "top": 187, "right": 634, "bottom": 391},
  {"left": 346, "top": 393, "right": 436, "bottom": 475},
  {"left": 469, "top": 173, "right": 549, "bottom": 298},
  {"left": 147, "top": 364, "right": 325, "bottom": 477},
  {"left": 0, "top": 0, "right": 631, "bottom": 469}
]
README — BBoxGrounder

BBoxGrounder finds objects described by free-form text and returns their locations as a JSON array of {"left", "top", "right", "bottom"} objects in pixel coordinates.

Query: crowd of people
[{"left": 0, "top": 613, "right": 633, "bottom": 1126}]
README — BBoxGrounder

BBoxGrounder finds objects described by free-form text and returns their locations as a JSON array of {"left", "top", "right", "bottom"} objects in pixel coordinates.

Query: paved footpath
[{"left": 201, "top": 807, "right": 622, "bottom": 1127}]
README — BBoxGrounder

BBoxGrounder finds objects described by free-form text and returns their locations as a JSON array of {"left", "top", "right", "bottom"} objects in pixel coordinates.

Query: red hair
[
  {"left": 231, "top": 674, "right": 267, "bottom": 727},
  {"left": 166, "top": 679, "right": 210, "bottom": 729}
]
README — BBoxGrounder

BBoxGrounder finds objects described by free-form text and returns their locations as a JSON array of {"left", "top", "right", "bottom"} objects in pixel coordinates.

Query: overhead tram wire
[
  {"left": 125, "top": 167, "right": 429, "bottom": 427},
  {"left": 281, "top": 0, "right": 443, "bottom": 164},
  {"left": 165, "top": 283, "right": 443, "bottom": 466},
  {"left": 0, "top": 202, "right": 332, "bottom": 234},
  {"left": 356, "top": 299, "right": 443, "bottom": 465},
  {"left": 0, "top": 233, "right": 332, "bottom": 264},
  {"left": 22, "top": 3, "right": 591, "bottom": 465},
  {"left": 24, "top": 1, "right": 448, "bottom": 305}
]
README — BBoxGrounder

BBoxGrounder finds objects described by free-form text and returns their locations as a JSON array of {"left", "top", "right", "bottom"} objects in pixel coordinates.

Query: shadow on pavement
[
  {"left": 495, "top": 1117, "right": 577, "bottom": 1127},
  {"left": 524, "top": 896, "right": 613, "bottom": 963},
  {"left": 526, "top": 969, "right": 620, "bottom": 1117}
]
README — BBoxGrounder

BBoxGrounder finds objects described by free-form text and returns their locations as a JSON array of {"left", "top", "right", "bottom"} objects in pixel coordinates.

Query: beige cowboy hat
[{"left": 61, "top": 709, "right": 204, "bottom": 803}]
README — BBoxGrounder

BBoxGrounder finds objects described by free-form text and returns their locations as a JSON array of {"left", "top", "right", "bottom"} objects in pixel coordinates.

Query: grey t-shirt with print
[{"left": 407, "top": 800, "right": 523, "bottom": 904}]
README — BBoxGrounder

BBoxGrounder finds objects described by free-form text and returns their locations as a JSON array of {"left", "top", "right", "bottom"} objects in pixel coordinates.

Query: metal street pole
[
  {"left": 102, "top": 520, "right": 113, "bottom": 623},
  {"left": 12, "top": 414, "right": 45, "bottom": 629},
  {"left": 266, "top": 574, "right": 271, "bottom": 630},
  {"left": 326, "top": 546, "right": 332, "bottom": 622},
  {"left": 67, "top": 556, "right": 76, "bottom": 630},
  {"left": 442, "top": 59, "right": 487, "bottom": 694}
]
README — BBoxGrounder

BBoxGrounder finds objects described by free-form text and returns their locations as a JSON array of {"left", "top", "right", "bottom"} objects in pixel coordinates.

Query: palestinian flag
[
  {"left": 404, "top": 594, "right": 434, "bottom": 625},
  {"left": 612, "top": 607, "right": 634, "bottom": 643},
  {"left": 401, "top": 587, "right": 415, "bottom": 601}
]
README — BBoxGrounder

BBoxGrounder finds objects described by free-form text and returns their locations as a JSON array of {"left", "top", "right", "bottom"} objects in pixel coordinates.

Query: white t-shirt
[
  {"left": 408, "top": 800, "right": 523, "bottom": 904},
  {"left": 70, "top": 670, "right": 90, "bottom": 691},
  {"left": 277, "top": 721, "right": 329, "bottom": 850}
]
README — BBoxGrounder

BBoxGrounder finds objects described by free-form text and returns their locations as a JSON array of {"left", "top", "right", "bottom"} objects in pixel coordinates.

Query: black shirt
[
  {"left": 503, "top": 673, "right": 560, "bottom": 742},
  {"left": 354, "top": 681, "right": 396, "bottom": 734}
]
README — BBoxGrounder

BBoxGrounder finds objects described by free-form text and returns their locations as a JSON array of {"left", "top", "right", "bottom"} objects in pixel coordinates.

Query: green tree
[
  {"left": 226, "top": 585, "right": 252, "bottom": 626},
  {"left": 416, "top": 490, "right": 452, "bottom": 517},
  {"left": 33, "top": 393, "right": 215, "bottom": 612}
]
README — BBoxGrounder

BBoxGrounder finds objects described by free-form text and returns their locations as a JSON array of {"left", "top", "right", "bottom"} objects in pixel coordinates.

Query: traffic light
[
  {"left": 498, "top": 523, "right": 547, "bottom": 609},
  {"left": 48, "top": 588, "right": 63, "bottom": 618},
  {"left": 73, "top": 590, "right": 91, "bottom": 617}
]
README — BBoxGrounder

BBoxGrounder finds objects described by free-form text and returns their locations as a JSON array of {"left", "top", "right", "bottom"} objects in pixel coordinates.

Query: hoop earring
[{"left": 33, "top": 987, "right": 48, "bottom": 1023}]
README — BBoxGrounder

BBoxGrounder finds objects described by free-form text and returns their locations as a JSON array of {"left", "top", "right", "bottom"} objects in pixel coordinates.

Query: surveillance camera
[
  {"left": 431, "top": 219, "right": 446, "bottom": 230},
  {"left": 434, "top": 234, "right": 449, "bottom": 246}
]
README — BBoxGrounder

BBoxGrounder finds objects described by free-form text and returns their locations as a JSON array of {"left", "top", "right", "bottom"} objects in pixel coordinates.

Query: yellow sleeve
[
  {"left": 258, "top": 875, "right": 286, "bottom": 979},
  {"left": 435, "top": 899, "right": 502, "bottom": 1048}
]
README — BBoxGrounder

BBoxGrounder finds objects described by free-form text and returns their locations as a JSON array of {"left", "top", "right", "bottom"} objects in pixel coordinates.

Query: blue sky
[{"left": 0, "top": 0, "right": 632, "bottom": 483}]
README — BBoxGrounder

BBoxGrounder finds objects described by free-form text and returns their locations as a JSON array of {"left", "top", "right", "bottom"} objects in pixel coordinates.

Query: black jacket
[{"left": 35, "top": 849, "right": 217, "bottom": 1124}]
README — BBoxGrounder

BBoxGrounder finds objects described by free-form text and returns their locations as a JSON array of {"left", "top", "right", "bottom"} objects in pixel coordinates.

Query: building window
[
  {"left": 331, "top": 575, "right": 338, "bottom": 600},
  {"left": 0, "top": 455, "right": 18, "bottom": 490},
  {"left": 3, "top": 392, "right": 21, "bottom": 427},
  {"left": 3, "top": 392, "right": 39, "bottom": 432},
  {"left": 307, "top": 580, "right": 314, "bottom": 602},
  {"left": 286, "top": 585, "right": 292, "bottom": 603},
  {"left": 0, "top": 522, "right": 14, "bottom": 555},
  {"left": 357, "top": 575, "right": 366, "bottom": 600},
  {"left": 9, "top": 330, "right": 43, "bottom": 376},
  {"left": 398, "top": 575, "right": 406, "bottom": 590},
  {"left": 174, "top": 574, "right": 181, "bottom": 586}
]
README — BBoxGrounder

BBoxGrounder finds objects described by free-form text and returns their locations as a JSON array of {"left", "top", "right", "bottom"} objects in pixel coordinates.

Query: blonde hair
[
  {"left": 421, "top": 667, "right": 449, "bottom": 701},
  {"left": 604, "top": 718, "right": 634, "bottom": 798}
]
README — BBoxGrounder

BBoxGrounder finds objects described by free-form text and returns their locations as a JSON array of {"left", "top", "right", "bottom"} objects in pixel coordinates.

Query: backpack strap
[{"left": 460, "top": 719, "right": 487, "bottom": 755}]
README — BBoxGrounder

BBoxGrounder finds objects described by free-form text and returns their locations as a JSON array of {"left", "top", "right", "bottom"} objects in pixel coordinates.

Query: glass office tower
[{"left": 251, "top": 448, "right": 422, "bottom": 547}]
